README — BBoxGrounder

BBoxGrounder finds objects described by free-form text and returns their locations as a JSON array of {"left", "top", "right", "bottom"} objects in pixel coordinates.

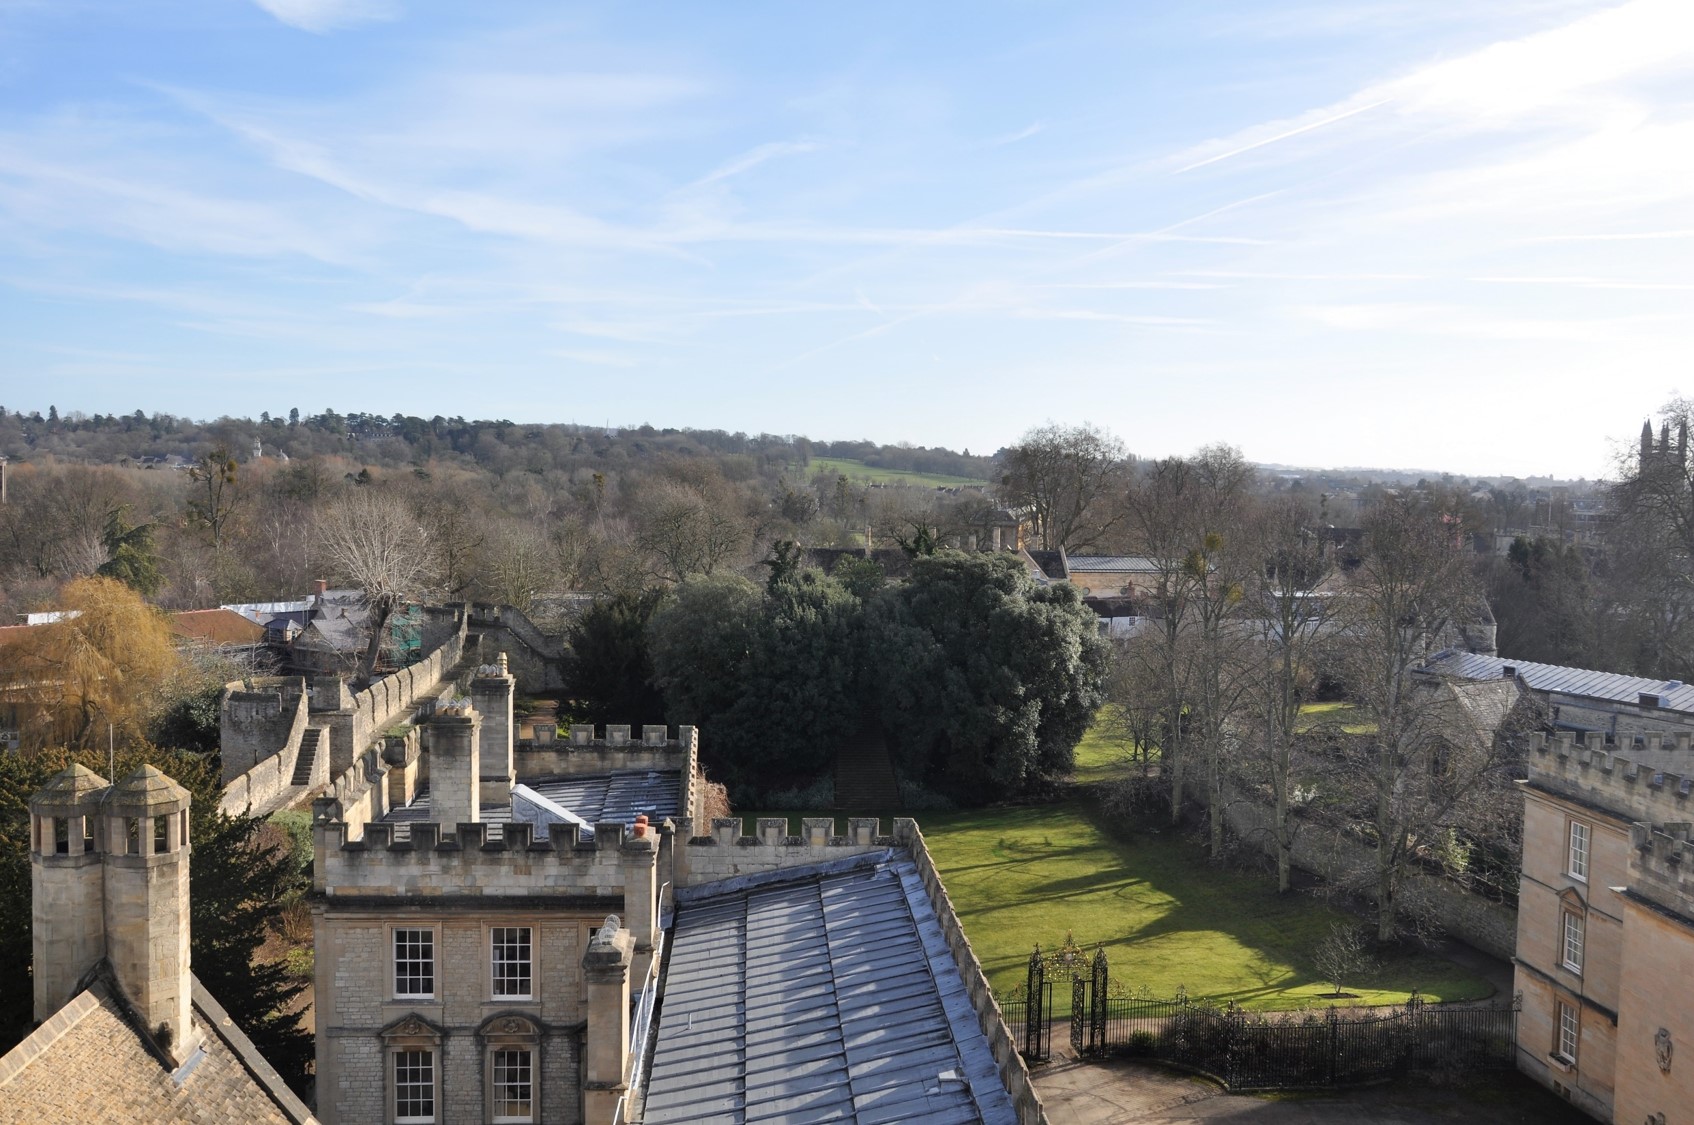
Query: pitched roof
[
  {"left": 642, "top": 852, "right": 1018, "bottom": 1125},
  {"left": 170, "top": 609, "right": 266, "bottom": 647},
  {"left": 1423, "top": 649, "right": 1694, "bottom": 716},
  {"left": 0, "top": 973, "right": 313, "bottom": 1125},
  {"left": 1063, "top": 555, "right": 1162, "bottom": 574}
]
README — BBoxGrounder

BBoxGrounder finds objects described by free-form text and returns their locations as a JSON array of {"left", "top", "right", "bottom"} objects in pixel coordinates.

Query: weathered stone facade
[{"left": 1515, "top": 732, "right": 1694, "bottom": 1123}]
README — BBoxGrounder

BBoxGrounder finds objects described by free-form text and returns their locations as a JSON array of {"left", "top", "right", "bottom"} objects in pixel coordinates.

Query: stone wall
[
  {"left": 898, "top": 818, "right": 1049, "bottom": 1125},
  {"left": 518, "top": 725, "right": 701, "bottom": 824},
  {"left": 675, "top": 816, "right": 891, "bottom": 886},
  {"left": 218, "top": 677, "right": 308, "bottom": 815},
  {"left": 1214, "top": 778, "right": 1519, "bottom": 959},
  {"left": 466, "top": 603, "right": 563, "bottom": 693},
  {"left": 323, "top": 613, "right": 468, "bottom": 779},
  {"left": 220, "top": 677, "right": 307, "bottom": 782}
]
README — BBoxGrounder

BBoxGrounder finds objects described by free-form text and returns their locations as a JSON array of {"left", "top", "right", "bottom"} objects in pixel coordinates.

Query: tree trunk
[{"left": 359, "top": 596, "right": 395, "bottom": 684}]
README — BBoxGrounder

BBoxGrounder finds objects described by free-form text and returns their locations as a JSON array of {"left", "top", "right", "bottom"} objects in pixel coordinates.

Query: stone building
[
  {"left": 0, "top": 764, "right": 313, "bottom": 1123},
  {"left": 1514, "top": 731, "right": 1694, "bottom": 1123},
  {"left": 310, "top": 658, "right": 1043, "bottom": 1124}
]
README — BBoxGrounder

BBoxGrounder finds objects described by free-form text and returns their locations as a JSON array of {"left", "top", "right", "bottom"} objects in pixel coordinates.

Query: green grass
[
  {"left": 742, "top": 802, "right": 1492, "bottom": 1011},
  {"left": 1297, "top": 701, "right": 1378, "bottom": 735},
  {"left": 918, "top": 803, "right": 1492, "bottom": 1009},
  {"left": 1069, "top": 716, "right": 1157, "bottom": 785},
  {"left": 805, "top": 456, "right": 988, "bottom": 489}
]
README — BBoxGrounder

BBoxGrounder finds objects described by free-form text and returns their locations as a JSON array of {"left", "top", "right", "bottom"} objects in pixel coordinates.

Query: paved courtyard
[{"left": 1032, "top": 1053, "right": 1595, "bottom": 1124}]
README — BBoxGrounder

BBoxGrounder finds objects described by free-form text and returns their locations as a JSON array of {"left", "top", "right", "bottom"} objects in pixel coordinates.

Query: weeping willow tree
[{"left": 1, "top": 576, "right": 179, "bottom": 749}]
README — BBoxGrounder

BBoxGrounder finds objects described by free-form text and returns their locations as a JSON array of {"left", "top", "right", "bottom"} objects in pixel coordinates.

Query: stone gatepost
[
  {"left": 472, "top": 654, "right": 516, "bottom": 803},
  {"left": 430, "top": 702, "right": 481, "bottom": 835},
  {"left": 102, "top": 765, "right": 199, "bottom": 1065},
  {"left": 582, "top": 916, "right": 635, "bottom": 1125},
  {"left": 29, "top": 764, "right": 110, "bottom": 1022}
]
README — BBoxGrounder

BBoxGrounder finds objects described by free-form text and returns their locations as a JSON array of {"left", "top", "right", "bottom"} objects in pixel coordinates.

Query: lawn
[
  {"left": 743, "top": 803, "right": 1493, "bottom": 1010},
  {"left": 1296, "top": 701, "right": 1378, "bottom": 734},
  {"left": 1068, "top": 710, "right": 1157, "bottom": 785},
  {"left": 805, "top": 456, "right": 988, "bottom": 489},
  {"left": 918, "top": 803, "right": 1493, "bottom": 1009}
]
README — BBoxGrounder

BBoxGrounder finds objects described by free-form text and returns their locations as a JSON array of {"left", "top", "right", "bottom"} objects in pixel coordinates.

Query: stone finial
[{"left": 595, "top": 915, "right": 622, "bottom": 944}]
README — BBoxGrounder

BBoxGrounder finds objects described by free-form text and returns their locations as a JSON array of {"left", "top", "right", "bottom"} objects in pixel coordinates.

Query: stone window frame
[
  {"left": 393, "top": 925, "right": 438, "bottom": 1000},
  {"left": 489, "top": 924, "right": 535, "bottom": 1001},
  {"left": 1566, "top": 819, "right": 1590, "bottom": 882},
  {"left": 479, "top": 1013, "right": 543, "bottom": 1124},
  {"left": 379, "top": 1013, "right": 446, "bottom": 1125},
  {"left": 1554, "top": 999, "right": 1580, "bottom": 1065}
]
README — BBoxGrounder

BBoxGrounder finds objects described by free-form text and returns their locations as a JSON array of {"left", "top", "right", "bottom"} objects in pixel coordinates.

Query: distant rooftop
[
  {"left": 382, "top": 768, "right": 680, "bottom": 840},
  {"left": 1064, "top": 555, "right": 1162, "bottom": 573},
  {"left": 1424, "top": 650, "right": 1694, "bottom": 716},
  {"left": 642, "top": 851, "right": 1018, "bottom": 1125}
]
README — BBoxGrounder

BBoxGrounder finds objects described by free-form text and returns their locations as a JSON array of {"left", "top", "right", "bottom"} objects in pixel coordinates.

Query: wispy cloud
[
  {"left": 251, "top": 0, "right": 399, "bottom": 33},
  {"left": 689, "top": 140, "right": 822, "bottom": 188}
]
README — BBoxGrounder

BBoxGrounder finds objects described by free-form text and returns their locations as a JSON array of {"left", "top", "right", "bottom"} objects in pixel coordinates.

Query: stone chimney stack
[
  {"left": 621, "top": 816, "right": 660, "bottom": 983},
  {"left": 581, "top": 915, "right": 635, "bottom": 1125},
  {"left": 430, "top": 701, "right": 481, "bottom": 834},
  {"left": 29, "top": 765, "right": 110, "bottom": 1022},
  {"left": 101, "top": 765, "right": 198, "bottom": 1065},
  {"left": 471, "top": 653, "right": 516, "bottom": 804}
]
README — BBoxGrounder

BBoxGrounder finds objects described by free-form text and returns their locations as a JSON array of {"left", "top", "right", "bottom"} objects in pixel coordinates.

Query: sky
[{"left": 2, "top": 1, "right": 1692, "bottom": 479}]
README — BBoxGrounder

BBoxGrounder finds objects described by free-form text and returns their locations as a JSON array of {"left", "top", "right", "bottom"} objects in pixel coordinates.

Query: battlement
[
  {"left": 1529, "top": 732, "right": 1694, "bottom": 823},
  {"left": 313, "top": 813, "right": 661, "bottom": 897},
  {"left": 1626, "top": 820, "right": 1694, "bottom": 912},
  {"left": 545, "top": 724, "right": 698, "bottom": 751},
  {"left": 676, "top": 816, "right": 904, "bottom": 887}
]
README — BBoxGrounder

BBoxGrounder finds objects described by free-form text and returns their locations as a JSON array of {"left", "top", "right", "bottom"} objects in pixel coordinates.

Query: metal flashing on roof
[
  {"left": 1425, "top": 650, "right": 1694, "bottom": 715},
  {"left": 642, "top": 853, "right": 1018, "bottom": 1125}
]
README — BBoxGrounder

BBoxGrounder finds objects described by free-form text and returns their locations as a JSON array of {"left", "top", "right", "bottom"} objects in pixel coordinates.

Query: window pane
[
  {"left": 1558, "top": 1003, "right": 1579, "bottom": 1060},
  {"left": 395, "top": 929, "right": 436, "bottom": 997},
  {"left": 491, "top": 927, "right": 532, "bottom": 997},
  {"left": 1568, "top": 822, "right": 1590, "bottom": 879},
  {"left": 395, "top": 1049, "right": 435, "bottom": 1121},
  {"left": 493, "top": 1048, "right": 533, "bottom": 1121}
]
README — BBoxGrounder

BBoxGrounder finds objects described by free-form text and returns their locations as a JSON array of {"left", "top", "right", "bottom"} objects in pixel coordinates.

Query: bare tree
[
  {"left": 1122, "top": 456, "right": 1200, "bottom": 824},
  {"left": 187, "top": 447, "right": 243, "bottom": 552},
  {"left": 998, "top": 422, "right": 1129, "bottom": 552},
  {"left": 1330, "top": 499, "right": 1511, "bottom": 941},
  {"left": 1244, "top": 497, "right": 1333, "bottom": 892},
  {"left": 315, "top": 489, "right": 438, "bottom": 681},
  {"left": 633, "top": 478, "right": 749, "bottom": 582}
]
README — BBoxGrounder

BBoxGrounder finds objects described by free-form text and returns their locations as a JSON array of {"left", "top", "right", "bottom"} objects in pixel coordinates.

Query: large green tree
[
  {"left": 647, "top": 570, "right": 861, "bottom": 797},
  {"left": 866, "top": 551, "right": 1109, "bottom": 803},
  {"left": 560, "top": 589, "right": 668, "bottom": 727}
]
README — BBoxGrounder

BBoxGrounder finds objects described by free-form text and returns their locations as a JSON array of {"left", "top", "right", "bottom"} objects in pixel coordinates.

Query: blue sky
[{"left": 2, "top": 0, "right": 1691, "bottom": 478}]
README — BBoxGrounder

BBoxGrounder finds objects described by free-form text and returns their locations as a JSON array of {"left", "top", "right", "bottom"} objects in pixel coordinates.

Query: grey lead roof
[
  {"left": 1425, "top": 650, "right": 1694, "bottom": 715},
  {"left": 642, "top": 853, "right": 1018, "bottom": 1125},
  {"left": 382, "top": 769, "right": 680, "bottom": 839}
]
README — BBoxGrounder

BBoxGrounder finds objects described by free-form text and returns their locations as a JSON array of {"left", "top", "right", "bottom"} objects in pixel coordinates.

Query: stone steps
[{"left": 290, "top": 727, "right": 321, "bottom": 787}]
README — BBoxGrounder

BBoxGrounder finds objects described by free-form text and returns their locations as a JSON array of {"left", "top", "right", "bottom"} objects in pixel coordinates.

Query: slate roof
[
  {"left": 1423, "top": 649, "right": 1694, "bottom": 716},
  {"left": 0, "top": 973, "right": 313, "bottom": 1125},
  {"left": 641, "top": 852, "right": 1018, "bottom": 1125},
  {"left": 1064, "top": 555, "right": 1162, "bottom": 574},
  {"left": 383, "top": 768, "right": 681, "bottom": 840}
]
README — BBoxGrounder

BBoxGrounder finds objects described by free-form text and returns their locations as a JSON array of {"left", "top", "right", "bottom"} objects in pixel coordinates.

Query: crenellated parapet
[
  {"left": 1626, "top": 820, "right": 1694, "bottom": 913},
  {"left": 676, "top": 816, "right": 899, "bottom": 887},
  {"left": 1527, "top": 732, "right": 1694, "bottom": 824},
  {"left": 313, "top": 813, "right": 659, "bottom": 898},
  {"left": 517, "top": 724, "right": 701, "bottom": 823}
]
